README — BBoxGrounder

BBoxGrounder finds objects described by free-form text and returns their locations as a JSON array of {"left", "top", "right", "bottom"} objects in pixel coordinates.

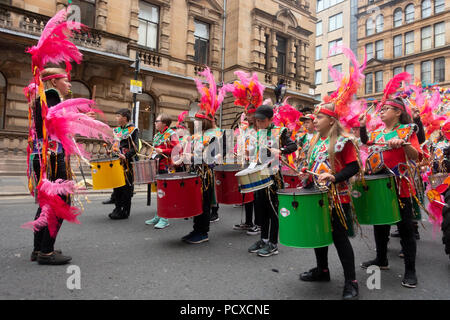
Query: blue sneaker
[
  {"left": 145, "top": 215, "right": 160, "bottom": 225},
  {"left": 183, "top": 232, "right": 209, "bottom": 244},
  {"left": 154, "top": 218, "right": 170, "bottom": 229}
]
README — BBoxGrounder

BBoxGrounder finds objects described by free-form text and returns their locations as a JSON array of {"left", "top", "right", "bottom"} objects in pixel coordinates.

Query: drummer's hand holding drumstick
[
  {"left": 317, "top": 172, "right": 335, "bottom": 183},
  {"left": 388, "top": 138, "right": 407, "bottom": 149}
]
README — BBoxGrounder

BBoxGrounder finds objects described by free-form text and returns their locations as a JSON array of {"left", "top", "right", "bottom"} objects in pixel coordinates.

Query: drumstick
[
  {"left": 280, "top": 158, "right": 320, "bottom": 177},
  {"left": 373, "top": 142, "right": 411, "bottom": 146},
  {"left": 92, "top": 85, "right": 97, "bottom": 101}
]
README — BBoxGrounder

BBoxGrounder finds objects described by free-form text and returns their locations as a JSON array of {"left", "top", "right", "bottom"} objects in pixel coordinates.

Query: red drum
[
  {"left": 156, "top": 172, "right": 203, "bottom": 219},
  {"left": 214, "top": 164, "right": 254, "bottom": 205},
  {"left": 282, "top": 168, "right": 302, "bottom": 189}
]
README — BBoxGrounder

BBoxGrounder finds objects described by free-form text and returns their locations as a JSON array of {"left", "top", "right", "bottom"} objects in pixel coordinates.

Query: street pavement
[{"left": 0, "top": 193, "right": 449, "bottom": 300}]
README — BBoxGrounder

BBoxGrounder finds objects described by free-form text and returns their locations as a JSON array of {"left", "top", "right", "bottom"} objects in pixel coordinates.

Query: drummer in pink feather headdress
[
  {"left": 358, "top": 72, "right": 422, "bottom": 289},
  {"left": 297, "top": 46, "right": 367, "bottom": 300},
  {"left": 23, "top": 6, "right": 111, "bottom": 265}
]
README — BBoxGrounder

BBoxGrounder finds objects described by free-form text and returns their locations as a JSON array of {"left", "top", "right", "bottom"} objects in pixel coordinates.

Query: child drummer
[
  {"left": 247, "top": 104, "right": 297, "bottom": 257},
  {"left": 359, "top": 95, "right": 421, "bottom": 288},
  {"left": 109, "top": 108, "right": 139, "bottom": 220},
  {"left": 298, "top": 103, "right": 360, "bottom": 300}
]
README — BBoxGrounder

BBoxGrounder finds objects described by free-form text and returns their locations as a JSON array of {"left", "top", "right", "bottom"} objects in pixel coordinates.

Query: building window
[
  {"left": 365, "top": 73, "right": 373, "bottom": 94},
  {"left": 405, "top": 64, "right": 414, "bottom": 79},
  {"left": 405, "top": 31, "right": 414, "bottom": 55},
  {"left": 138, "top": 2, "right": 159, "bottom": 50},
  {"left": 316, "top": 21, "right": 323, "bottom": 36},
  {"left": 393, "top": 67, "right": 403, "bottom": 76},
  {"left": 393, "top": 35, "right": 402, "bottom": 58},
  {"left": 71, "top": 0, "right": 96, "bottom": 28},
  {"left": 421, "top": 0, "right": 431, "bottom": 18},
  {"left": 394, "top": 8, "right": 403, "bottom": 27},
  {"left": 375, "top": 40, "right": 384, "bottom": 60},
  {"left": 194, "top": 20, "right": 210, "bottom": 65},
  {"left": 435, "top": 0, "right": 445, "bottom": 14},
  {"left": 365, "top": 43, "right": 374, "bottom": 60},
  {"left": 375, "top": 15, "right": 384, "bottom": 33},
  {"left": 375, "top": 71, "right": 383, "bottom": 92},
  {"left": 366, "top": 18, "right": 374, "bottom": 36},
  {"left": 434, "top": 58, "right": 445, "bottom": 83},
  {"left": 329, "top": 13, "right": 343, "bottom": 32},
  {"left": 315, "top": 70, "right": 322, "bottom": 85},
  {"left": 421, "top": 60, "right": 431, "bottom": 84},
  {"left": 328, "top": 64, "right": 342, "bottom": 82},
  {"left": 328, "top": 38, "right": 343, "bottom": 56},
  {"left": 405, "top": 4, "right": 415, "bottom": 23},
  {"left": 276, "top": 35, "right": 287, "bottom": 75},
  {"left": 0, "top": 72, "right": 5, "bottom": 129},
  {"left": 421, "top": 26, "right": 432, "bottom": 50},
  {"left": 137, "top": 93, "right": 157, "bottom": 141},
  {"left": 434, "top": 22, "right": 445, "bottom": 47},
  {"left": 316, "top": 45, "right": 322, "bottom": 60},
  {"left": 317, "top": 0, "right": 324, "bottom": 12}
]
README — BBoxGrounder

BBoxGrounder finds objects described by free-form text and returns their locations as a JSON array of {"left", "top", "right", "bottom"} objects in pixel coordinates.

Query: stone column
[
  {"left": 96, "top": 0, "right": 108, "bottom": 31},
  {"left": 186, "top": 15, "right": 196, "bottom": 60},
  {"left": 159, "top": 4, "right": 171, "bottom": 54},
  {"left": 129, "top": 0, "right": 139, "bottom": 42}
]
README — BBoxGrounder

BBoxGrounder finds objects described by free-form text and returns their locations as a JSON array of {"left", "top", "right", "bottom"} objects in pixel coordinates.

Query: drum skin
[
  {"left": 156, "top": 173, "right": 203, "bottom": 219},
  {"left": 90, "top": 158, "right": 125, "bottom": 190},
  {"left": 214, "top": 165, "right": 254, "bottom": 205},
  {"left": 282, "top": 173, "right": 302, "bottom": 189},
  {"left": 351, "top": 174, "right": 401, "bottom": 225},
  {"left": 278, "top": 188, "right": 333, "bottom": 249}
]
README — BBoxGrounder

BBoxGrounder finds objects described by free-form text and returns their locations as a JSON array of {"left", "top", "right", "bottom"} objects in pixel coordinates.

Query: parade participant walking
[
  {"left": 359, "top": 74, "right": 422, "bottom": 288},
  {"left": 108, "top": 109, "right": 139, "bottom": 220},
  {"left": 145, "top": 113, "right": 179, "bottom": 229},
  {"left": 247, "top": 104, "right": 297, "bottom": 257}
]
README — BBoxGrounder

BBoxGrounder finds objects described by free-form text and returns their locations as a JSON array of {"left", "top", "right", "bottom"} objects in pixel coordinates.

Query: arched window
[
  {"left": 70, "top": 80, "right": 91, "bottom": 99},
  {"left": 421, "top": 0, "right": 431, "bottom": 18},
  {"left": 0, "top": 72, "right": 6, "bottom": 129},
  {"left": 375, "top": 15, "right": 384, "bottom": 33},
  {"left": 366, "top": 18, "right": 374, "bottom": 36},
  {"left": 393, "top": 8, "right": 403, "bottom": 27},
  {"left": 405, "top": 4, "right": 415, "bottom": 23},
  {"left": 137, "top": 93, "right": 157, "bottom": 141}
]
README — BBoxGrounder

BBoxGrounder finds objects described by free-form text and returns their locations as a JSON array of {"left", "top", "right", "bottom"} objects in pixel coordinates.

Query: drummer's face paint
[
  {"left": 256, "top": 117, "right": 272, "bottom": 130},
  {"left": 314, "top": 113, "right": 334, "bottom": 136}
]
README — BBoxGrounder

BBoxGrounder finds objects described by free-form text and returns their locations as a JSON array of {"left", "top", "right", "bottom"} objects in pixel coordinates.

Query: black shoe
[
  {"left": 342, "top": 280, "right": 359, "bottom": 300},
  {"left": 360, "top": 258, "right": 389, "bottom": 270},
  {"left": 31, "top": 249, "right": 62, "bottom": 261},
  {"left": 390, "top": 229, "right": 400, "bottom": 237},
  {"left": 109, "top": 209, "right": 128, "bottom": 220},
  {"left": 401, "top": 270, "right": 417, "bottom": 288},
  {"left": 210, "top": 213, "right": 219, "bottom": 222},
  {"left": 299, "top": 267, "right": 330, "bottom": 282},
  {"left": 181, "top": 231, "right": 196, "bottom": 241},
  {"left": 37, "top": 251, "right": 72, "bottom": 265},
  {"left": 102, "top": 198, "right": 114, "bottom": 205}
]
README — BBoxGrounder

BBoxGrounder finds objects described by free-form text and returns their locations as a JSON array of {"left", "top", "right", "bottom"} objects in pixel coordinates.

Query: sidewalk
[{"left": 0, "top": 176, "right": 149, "bottom": 197}]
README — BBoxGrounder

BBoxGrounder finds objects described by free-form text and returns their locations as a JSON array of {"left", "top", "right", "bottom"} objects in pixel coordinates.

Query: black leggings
[
  {"left": 193, "top": 181, "right": 213, "bottom": 234},
  {"left": 373, "top": 197, "right": 416, "bottom": 272},
  {"left": 244, "top": 200, "right": 262, "bottom": 227},
  {"left": 314, "top": 204, "right": 356, "bottom": 281},
  {"left": 32, "top": 153, "right": 68, "bottom": 254}
]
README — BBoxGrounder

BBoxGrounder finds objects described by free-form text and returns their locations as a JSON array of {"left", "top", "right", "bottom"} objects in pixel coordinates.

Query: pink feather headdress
[
  {"left": 377, "top": 72, "right": 411, "bottom": 112},
  {"left": 231, "top": 71, "right": 265, "bottom": 114},
  {"left": 176, "top": 111, "right": 188, "bottom": 129},
  {"left": 26, "top": 6, "right": 86, "bottom": 78},
  {"left": 320, "top": 46, "right": 366, "bottom": 121},
  {"left": 194, "top": 67, "right": 234, "bottom": 121},
  {"left": 273, "top": 98, "right": 302, "bottom": 133}
]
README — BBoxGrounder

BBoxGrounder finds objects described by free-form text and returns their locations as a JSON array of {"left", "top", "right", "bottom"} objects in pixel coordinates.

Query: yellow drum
[{"left": 90, "top": 158, "right": 126, "bottom": 190}]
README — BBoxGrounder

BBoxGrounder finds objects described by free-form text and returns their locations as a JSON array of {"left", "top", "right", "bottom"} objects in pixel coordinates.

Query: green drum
[
  {"left": 278, "top": 188, "right": 332, "bottom": 249},
  {"left": 351, "top": 174, "right": 401, "bottom": 225}
]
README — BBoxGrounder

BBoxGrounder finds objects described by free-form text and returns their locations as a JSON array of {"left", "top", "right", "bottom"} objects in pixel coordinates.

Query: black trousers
[
  {"left": 314, "top": 204, "right": 356, "bottom": 281},
  {"left": 255, "top": 186, "right": 279, "bottom": 244},
  {"left": 113, "top": 162, "right": 134, "bottom": 215},
  {"left": 244, "top": 198, "right": 262, "bottom": 227},
  {"left": 32, "top": 153, "right": 67, "bottom": 254},
  {"left": 373, "top": 197, "right": 417, "bottom": 272},
  {"left": 193, "top": 180, "right": 213, "bottom": 234}
]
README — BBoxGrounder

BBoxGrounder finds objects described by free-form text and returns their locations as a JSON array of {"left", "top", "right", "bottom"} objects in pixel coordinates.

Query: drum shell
[
  {"left": 214, "top": 165, "right": 254, "bottom": 204},
  {"left": 235, "top": 166, "right": 273, "bottom": 193},
  {"left": 156, "top": 173, "right": 203, "bottom": 219},
  {"left": 132, "top": 160, "right": 157, "bottom": 184},
  {"left": 278, "top": 188, "right": 333, "bottom": 249},
  {"left": 90, "top": 158, "right": 125, "bottom": 190},
  {"left": 351, "top": 175, "right": 401, "bottom": 225}
]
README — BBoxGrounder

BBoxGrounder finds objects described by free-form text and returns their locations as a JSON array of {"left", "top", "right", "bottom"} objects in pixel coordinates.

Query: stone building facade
[
  {"left": 0, "top": 0, "right": 317, "bottom": 174},
  {"left": 356, "top": 0, "right": 450, "bottom": 100}
]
